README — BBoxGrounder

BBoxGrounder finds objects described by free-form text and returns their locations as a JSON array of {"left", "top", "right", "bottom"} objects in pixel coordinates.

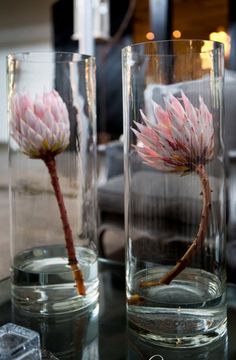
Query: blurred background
[
  {"left": 0, "top": 0, "right": 233, "bottom": 143},
  {"left": 0, "top": 0, "right": 236, "bottom": 279}
]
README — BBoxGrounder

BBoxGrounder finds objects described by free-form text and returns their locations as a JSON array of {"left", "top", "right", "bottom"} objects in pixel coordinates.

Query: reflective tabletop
[{"left": 0, "top": 260, "right": 235, "bottom": 359}]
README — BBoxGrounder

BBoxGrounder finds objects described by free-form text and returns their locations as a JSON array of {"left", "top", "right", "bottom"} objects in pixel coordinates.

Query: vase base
[{"left": 128, "top": 319, "right": 227, "bottom": 348}]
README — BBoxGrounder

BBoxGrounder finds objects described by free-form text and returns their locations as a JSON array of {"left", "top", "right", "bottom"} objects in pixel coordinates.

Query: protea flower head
[
  {"left": 11, "top": 90, "right": 70, "bottom": 159},
  {"left": 133, "top": 91, "right": 214, "bottom": 173}
]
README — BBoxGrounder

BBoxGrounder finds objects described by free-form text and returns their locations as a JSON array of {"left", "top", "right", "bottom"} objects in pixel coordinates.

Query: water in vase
[
  {"left": 11, "top": 245, "right": 98, "bottom": 315},
  {"left": 127, "top": 266, "right": 227, "bottom": 348}
]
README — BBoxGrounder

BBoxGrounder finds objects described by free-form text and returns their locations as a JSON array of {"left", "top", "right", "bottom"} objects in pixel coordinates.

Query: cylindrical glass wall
[
  {"left": 122, "top": 40, "right": 226, "bottom": 347},
  {"left": 8, "top": 52, "right": 98, "bottom": 315}
]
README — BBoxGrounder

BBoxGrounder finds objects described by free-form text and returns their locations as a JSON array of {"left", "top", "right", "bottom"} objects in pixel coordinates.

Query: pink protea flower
[
  {"left": 11, "top": 90, "right": 70, "bottom": 159},
  {"left": 133, "top": 91, "right": 214, "bottom": 173},
  {"left": 131, "top": 91, "right": 214, "bottom": 292},
  {"left": 10, "top": 90, "right": 86, "bottom": 296}
]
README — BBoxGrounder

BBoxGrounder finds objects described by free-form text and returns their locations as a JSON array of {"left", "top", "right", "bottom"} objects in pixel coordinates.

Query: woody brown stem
[
  {"left": 44, "top": 156, "right": 86, "bottom": 296},
  {"left": 139, "top": 164, "right": 211, "bottom": 288}
]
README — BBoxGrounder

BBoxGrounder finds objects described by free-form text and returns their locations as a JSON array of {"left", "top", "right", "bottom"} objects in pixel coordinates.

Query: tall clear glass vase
[
  {"left": 8, "top": 52, "right": 98, "bottom": 315},
  {"left": 122, "top": 40, "right": 226, "bottom": 347}
]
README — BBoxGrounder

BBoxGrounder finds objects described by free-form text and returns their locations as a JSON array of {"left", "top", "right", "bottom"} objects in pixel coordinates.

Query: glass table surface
[{"left": 0, "top": 260, "right": 235, "bottom": 360}]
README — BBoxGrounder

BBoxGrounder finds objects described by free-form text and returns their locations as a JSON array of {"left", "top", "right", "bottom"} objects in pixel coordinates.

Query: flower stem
[
  {"left": 44, "top": 156, "right": 86, "bottom": 296},
  {"left": 139, "top": 164, "right": 211, "bottom": 288}
]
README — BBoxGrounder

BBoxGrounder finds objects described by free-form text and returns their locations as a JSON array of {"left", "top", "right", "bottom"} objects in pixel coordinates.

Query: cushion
[{"left": 98, "top": 170, "right": 221, "bottom": 226}]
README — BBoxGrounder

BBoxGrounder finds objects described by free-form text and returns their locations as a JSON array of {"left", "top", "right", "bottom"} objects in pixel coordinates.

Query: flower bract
[
  {"left": 11, "top": 90, "right": 70, "bottom": 159},
  {"left": 133, "top": 91, "right": 214, "bottom": 173}
]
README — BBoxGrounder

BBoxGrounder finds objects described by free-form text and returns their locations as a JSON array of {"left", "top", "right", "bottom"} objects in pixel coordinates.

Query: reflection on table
[
  {"left": 127, "top": 329, "right": 228, "bottom": 360},
  {"left": 12, "top": 303, "right": 99, "bottom": 359}
]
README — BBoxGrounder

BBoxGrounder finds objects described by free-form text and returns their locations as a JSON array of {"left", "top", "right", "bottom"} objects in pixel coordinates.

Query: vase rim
[
  {"left": 7, "top": 51, "right": 95, "bottom": 63},
  {"left": 122, "top": 39, "right": 224, "bottom": 56}
]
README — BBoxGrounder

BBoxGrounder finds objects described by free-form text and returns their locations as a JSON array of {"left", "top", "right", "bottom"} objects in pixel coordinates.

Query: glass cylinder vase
[
  {"left": 122, "top": 40, "right": 226, "bottom": 347},
  {"left": 8, "top": 52, "right": 98, "bottom": 315}
]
